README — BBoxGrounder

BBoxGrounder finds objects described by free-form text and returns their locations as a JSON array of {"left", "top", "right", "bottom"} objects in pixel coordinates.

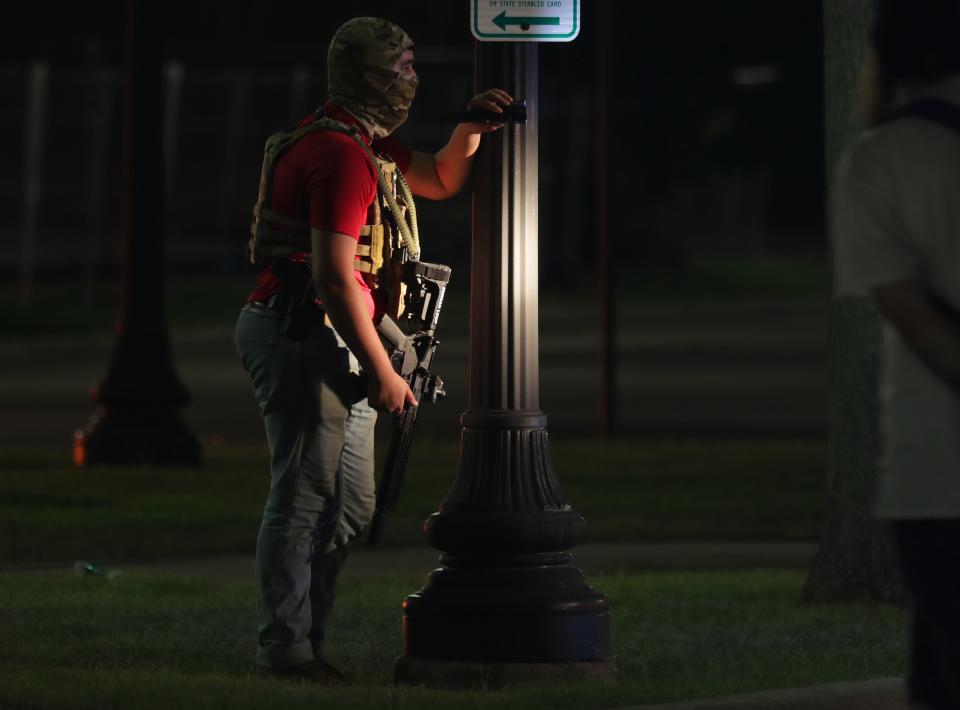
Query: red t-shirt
[{"left": 247, "top": 101, "right": 413, "bottom": 319}]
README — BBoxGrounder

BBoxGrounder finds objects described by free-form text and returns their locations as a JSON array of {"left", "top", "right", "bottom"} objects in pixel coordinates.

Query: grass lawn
[
  {"left": 0, "top": 440, "right": 825, "bottom": 564},
  {"left": 0, "top": 567, "right": 904, "bottom": 710},
  {"left": 1, "top": 438, "right": 895, "bottom": 708}
]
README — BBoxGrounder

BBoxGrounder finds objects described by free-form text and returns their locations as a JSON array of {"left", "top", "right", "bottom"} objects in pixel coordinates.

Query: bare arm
[
  {"left": 403, "top": 88, "right": 512, "bottom": 200},
  {"left": 311, "top": 228, "right": 417, "bottom": 413},
  {"left": 873, "top": 277, "right": 960, "bottom": 391}
]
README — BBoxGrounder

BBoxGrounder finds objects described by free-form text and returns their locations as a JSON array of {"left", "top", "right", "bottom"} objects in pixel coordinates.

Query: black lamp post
[
  {"left": 74, "top": 0, "right": 200, "bottom": 467},
  {"left": 394, "top": 41, "right": 615, "bottom": 688}
]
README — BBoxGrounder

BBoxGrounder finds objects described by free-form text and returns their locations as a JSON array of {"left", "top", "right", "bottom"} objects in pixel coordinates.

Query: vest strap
[
  {"left": 258, "top": 206, "right": 310, "bottom": 233},
  {"left": 249, "top": 115, "right": 418, "bottom": 281}
]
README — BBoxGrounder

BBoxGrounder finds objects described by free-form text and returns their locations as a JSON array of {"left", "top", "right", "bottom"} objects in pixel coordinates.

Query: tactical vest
[{"left": 248, "top": 115, "right": 420, "bottom": 316}]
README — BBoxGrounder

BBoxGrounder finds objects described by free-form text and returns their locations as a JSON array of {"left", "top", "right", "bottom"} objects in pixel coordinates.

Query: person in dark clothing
[{"left": 834, "top": 2, "right": 960, "bottom": 707}]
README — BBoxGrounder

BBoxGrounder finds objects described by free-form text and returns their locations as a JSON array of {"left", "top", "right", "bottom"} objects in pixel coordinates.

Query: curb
[{"left": 622, "top": 678, "right": 906, "bottom": 709}]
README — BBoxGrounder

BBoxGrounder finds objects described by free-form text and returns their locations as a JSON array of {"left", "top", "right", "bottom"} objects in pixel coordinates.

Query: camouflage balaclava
[{"left": 327, "top": 17, "right": 417, "bottom": 140}]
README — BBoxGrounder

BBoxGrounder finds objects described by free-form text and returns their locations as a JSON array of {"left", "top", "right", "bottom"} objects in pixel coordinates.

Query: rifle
[{"left": 367, "top": 260, "right": 451, "bottom": 545}]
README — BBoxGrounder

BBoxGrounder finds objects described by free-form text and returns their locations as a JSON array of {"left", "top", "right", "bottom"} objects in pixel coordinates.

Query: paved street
[{"left": 0, "top": 298, "right": 828, "bottom": 448}]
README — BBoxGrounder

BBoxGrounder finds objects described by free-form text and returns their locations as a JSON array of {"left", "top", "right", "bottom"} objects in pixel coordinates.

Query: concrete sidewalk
[
  {"left": 625, "top": 678, "right": 908, "bottom": 709},
  {"left": 105, "top": 540, "right": 819, "bottom": 581}
]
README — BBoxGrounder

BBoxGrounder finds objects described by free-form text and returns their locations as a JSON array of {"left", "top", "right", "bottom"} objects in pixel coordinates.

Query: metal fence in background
[
  {"left": 2, "top": 47, "right": 812, "bottom": 305},
  {"left": 1, "top": 50, "right": 488, "bottom": 293}
]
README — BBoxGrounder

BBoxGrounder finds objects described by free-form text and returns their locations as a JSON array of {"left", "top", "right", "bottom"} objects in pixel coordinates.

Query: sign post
[{"left": 393, "top": 0, "right": 614, "bottom": 688}]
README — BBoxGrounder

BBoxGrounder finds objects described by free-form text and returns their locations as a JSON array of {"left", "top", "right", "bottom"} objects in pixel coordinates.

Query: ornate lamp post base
[
  {"left": 75, "top": 407, "right": 201, "bottom": 467},
  {"left": 73, "top": 329, "right": 202, "bottom": 467},
  {"left": 394, "top": 411, "right": 615, "bottom": 686}
]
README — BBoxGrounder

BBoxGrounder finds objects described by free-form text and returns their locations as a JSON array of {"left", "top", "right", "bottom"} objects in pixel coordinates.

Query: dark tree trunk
[{"left": 802, "top": 0, "right": 904, "bottom": 603}]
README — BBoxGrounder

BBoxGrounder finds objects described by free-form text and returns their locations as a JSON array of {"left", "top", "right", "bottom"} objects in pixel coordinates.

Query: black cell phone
[{"left": 439, "top": 99, "right": 527, "bottom": 125}]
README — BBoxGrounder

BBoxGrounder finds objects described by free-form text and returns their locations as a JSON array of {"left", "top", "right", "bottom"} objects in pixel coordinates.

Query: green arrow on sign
[{"left": 492, "top": 11, "right": 561, "bottom": 31}]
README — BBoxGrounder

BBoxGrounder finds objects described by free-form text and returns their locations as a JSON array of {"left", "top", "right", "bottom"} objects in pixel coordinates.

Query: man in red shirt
[{"left": 234, "top": 17, "right": 510, "bottom": 683}]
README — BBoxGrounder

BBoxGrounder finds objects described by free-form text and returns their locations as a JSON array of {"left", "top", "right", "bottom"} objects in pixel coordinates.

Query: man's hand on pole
[
  {"left": 404, "top": 88, "right": 513, "bottom": 199},
  {"left": 463, "top": 88, "right": 514, "bottom": 133}
]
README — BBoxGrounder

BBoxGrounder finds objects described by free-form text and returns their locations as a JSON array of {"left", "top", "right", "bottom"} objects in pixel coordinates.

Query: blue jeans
[{"left": 234, "top": 303, "right": 377, "bottom": 668}]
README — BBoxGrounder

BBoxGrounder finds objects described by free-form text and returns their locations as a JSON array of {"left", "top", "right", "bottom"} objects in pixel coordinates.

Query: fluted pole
[
  {"left": 394, "top": 41, "right": 615, "bottom": 689},
  {"left": 469, "top": 43, "right": 539, "bottom": 411}
]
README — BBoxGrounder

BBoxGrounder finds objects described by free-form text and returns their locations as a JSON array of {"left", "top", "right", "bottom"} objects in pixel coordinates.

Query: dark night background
[
  {"left": 1, "top": 0, "right": 825, "bottom": 283},
  {"left": 0, "top": 8, "right": 915, "bottom": 706},
  {"left": 0, "top": 1, "right": 830, "bottom": 443}
]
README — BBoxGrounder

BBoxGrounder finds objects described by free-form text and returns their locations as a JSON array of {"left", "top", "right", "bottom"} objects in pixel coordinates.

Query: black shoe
[
  {"left": 312, "top": 657, "right": 347, "bottom": 683},
  {"left": 255, "top": 658, "right": 347, "bottom": 686}
]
